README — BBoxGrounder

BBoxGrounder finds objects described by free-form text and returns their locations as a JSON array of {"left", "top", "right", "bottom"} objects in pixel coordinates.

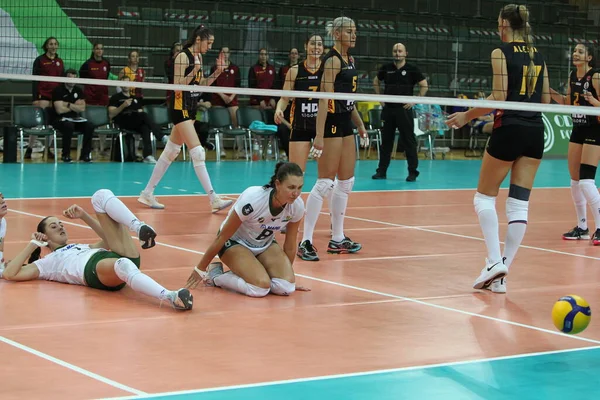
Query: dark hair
[
  {"left": 184, "top": 25, "right": 213, "bottom": 48},
  {"left": 64, "top": 68, "right": 77, "bottom": 77},
  {"left": 306, "top": 33, "right": 324, "bottom": 45},
  {"left": 42, "top": 37, "right": 59, "bottom": 53},
  {"left": 500, "top": 4, "right": 536, "bottom": 97},
  {"left": 89, "top": 43, "right": 103, "bottom": 60},
  {"left": 28, "top": 217, "right": 51, "bottom": 264},
  {"left": 577, "top": 43, "right": 597, "bottom": 68},
  {"left": 263, "top": 162, "right": 303, "bottom": 189}
]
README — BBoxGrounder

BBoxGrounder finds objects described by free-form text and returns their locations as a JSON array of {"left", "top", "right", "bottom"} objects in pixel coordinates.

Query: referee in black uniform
[{"left": 372, "top": 43, "right": 428, "bottom": 182}]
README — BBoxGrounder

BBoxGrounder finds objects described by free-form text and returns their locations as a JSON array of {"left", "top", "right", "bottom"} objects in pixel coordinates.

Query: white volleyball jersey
[
  {"left": 33, "top": 243, "right": 104, "bottom": 285},
  {"left": 223, "top": 186, "right": 305, "bottom": 251},
  {"left": 0, "top": 217, "right": 6, "bottom": 239}
]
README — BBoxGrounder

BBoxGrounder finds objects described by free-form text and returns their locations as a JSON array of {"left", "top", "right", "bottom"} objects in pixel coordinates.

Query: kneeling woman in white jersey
[
  {"left": 186, "top": 162, "right": 309, "bottom": 297},
  {"left": 2, "top": 189, "right": 193, "bottom": 310}
]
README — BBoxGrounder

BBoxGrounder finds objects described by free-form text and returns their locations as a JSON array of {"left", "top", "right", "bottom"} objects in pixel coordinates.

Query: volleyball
[{"left": 551, "top": 295, "right": 591, "bottom": 335}]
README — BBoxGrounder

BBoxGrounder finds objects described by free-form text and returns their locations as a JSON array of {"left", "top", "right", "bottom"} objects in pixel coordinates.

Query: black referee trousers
[{"left": 377, "top": 106, "right": 418, "bottom": 175}]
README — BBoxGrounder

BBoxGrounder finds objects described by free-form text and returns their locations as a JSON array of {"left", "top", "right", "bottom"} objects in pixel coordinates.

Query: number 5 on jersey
[{"left": 520, "top": 65, "right": 542, "bottom": 95}]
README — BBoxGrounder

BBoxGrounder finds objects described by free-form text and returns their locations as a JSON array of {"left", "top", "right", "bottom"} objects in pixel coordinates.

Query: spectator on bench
[
  {"left": 109, "top": 76, "right": 166, "bottom": 163},
  {"left": 52, "top": 69, "right": 94, "bottom": 163}
]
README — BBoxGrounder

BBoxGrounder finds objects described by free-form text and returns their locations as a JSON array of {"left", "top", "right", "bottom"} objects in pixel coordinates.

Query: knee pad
[
  {"left": 311, "top": 178, "right": 335, "bottom": 200},
  {"left": 270, "top": 278, "right": 296, "bottom": 296},
  {"left": 161, "top": 140, "right": 182, "bottom": 163},
  {"left": 91, "top": 189, "right": 116, "bottom": 214},
  {"left": 335, "top": 177, "right": 355, "bottom": 194},
  {"left": 189, "top": 145, "right": 206, "bottom": 167},
  {"left": 508, "top": 184, "right": 531, "bottom": 201},
  {"left": 506, "top": 197, "right": 528, "bottom": 225},
  {"left": 474, "top": 192, "right": 496, "bottom": 216},
  {"left": 580, "top": 164, "right": 597, "bottom": 180},
  {"left": 579, "top": 179, "right": 600, "bottom": 203},
  {"left": 246, "top": 283, "right": 271, "bottom": 298},
  {"left": 114, "top": 258, "right": 140, "bottom": 286}
]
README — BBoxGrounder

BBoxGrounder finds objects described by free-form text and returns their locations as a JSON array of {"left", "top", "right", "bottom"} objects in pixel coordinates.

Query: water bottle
[
  {"left": 266, "top": 141, "right": 273, "bottom": 160},
  {"left": 252, "top": 140, "right": 260, "bottom": 161}
]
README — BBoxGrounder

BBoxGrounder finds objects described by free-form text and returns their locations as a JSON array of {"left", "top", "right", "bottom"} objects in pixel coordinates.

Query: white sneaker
[
  {"left": 211, "top": 195, "right": 233, "bottom": 213},
  {"left": 485, "top": 277, "right": 507, "bottom": 294},
  {"left": 473, "top": 258, "right": 508, "bottom": 289},
  {"left": 143, "top": 155, "right": 157, "bottom": 164},
  {"left": 169, "top": 288, "right": 193, "bottom": 310},
  {"left": 137, "top": 190, "right": 165, "bottom": 209}
]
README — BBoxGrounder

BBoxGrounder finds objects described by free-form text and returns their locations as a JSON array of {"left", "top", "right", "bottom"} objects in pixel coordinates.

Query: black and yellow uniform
[
  {"left": 569, "top": 68, "right": 600, "bottom": 145},
  {"left": 170, "top": 48, "right": 202, "bottom": 125},
  {"left": 289, "top": 61, "right": 323, "bottom": 142},
  {"left": 489, "top": 42, "right": 546, "bottom": 161},
  {"left": 322, "top": 47, "right": 358, "bottom": 138}
]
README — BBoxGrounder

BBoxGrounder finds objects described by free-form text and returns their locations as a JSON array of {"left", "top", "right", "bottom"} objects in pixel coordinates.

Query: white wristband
[{"left": 30, "top": 239, "right": 48, "bottom": 247}]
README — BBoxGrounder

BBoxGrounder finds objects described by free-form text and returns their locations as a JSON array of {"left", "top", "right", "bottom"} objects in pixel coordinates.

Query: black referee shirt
[{"left": 377, "top": 62, "right": 425, "bottom": 107}]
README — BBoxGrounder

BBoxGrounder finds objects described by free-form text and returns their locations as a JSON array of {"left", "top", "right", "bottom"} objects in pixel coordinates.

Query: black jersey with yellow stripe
[
  {"left": 322, "top": 47, "right": 357, "bottom": 114},
  {"left": 570, "top": 68, "right": 600, "bottom": 126},
  {"left": 172, "top": 48, "right": 202, "bottom": 111},
  {"left": 290, "top": 61, "right": 323, "bottom": 131}
]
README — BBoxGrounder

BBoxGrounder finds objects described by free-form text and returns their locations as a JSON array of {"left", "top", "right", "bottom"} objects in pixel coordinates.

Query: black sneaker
[
  {"left": 372, "top": 171, "right": 387, "bottom": 180},
  {"left": 562, "top": 226, "right": 590, "bottom": 240},
  {"left": 406, "top": 171, "right": 420, "bottom": 182},
  {"left": 138, "top": 224, "right": 157, "bottom": 249},
  {"left": 327, "top": 236, "right": 362, "bottom": 254},
  {"left": 297, "top": 240, "right": 319, "bottom": 261}
]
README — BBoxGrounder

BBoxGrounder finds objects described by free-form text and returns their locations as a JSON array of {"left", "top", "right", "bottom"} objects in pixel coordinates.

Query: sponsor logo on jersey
[{"left": 242, "top": 203, "right": 254, "bottom": 216}]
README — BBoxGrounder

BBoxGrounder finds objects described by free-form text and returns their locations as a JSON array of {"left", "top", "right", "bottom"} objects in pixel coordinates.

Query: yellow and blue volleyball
[{"left": 551, "top": 295, "right": 591, "bottom": 335}]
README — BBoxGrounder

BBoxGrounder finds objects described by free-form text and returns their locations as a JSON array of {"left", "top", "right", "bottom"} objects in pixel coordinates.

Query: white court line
[
  {"left": 11, "top": 208, "right": 600, "bottom": 345},
  {"left": 9, "top": 193, "right": 600, "bottom": 396},
  {"left": 5, "top": 185, "right": 570, "bottom": 201},
  {"left": 0, "top": 336, "right": 145, "bottom": 395},
  {"left": 107, "top": 344, "right": 600, "bottom": 399},
  {"left": 332, "top": 212, "right": 600, "bottom": 262},
  {"left": 293, "top": 274, "right": 600, "bottom": 347}
]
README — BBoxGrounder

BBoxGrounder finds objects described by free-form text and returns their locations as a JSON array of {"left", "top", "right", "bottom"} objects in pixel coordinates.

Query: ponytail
[
  {"left": 29, "top": 216, "right": 51, "bottom": 263},
  {"left": 28, "top": 247, "right": 42, "bottom": 264},
  {"left": 184, "top": 25, "right": 213, "bottom": 48},
  {"left": 263, "top": 162, "right": 303, "bottom": 189},
  {"left": 523, "top": 22, "right": 537, "bottom": 98},
  {"left": 501, "top": 4, "right": 537, "bottom": 98}
]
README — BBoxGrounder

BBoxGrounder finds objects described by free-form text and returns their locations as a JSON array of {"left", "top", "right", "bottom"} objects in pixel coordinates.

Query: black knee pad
[
  {"left": 580, "top": 164, "right": 597, "bottom": 180},
  {"left": 508, "top": 184, "right": 531, "bottom": 201}
]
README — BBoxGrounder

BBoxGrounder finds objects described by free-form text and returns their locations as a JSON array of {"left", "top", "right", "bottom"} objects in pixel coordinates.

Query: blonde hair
[
  {"left": 500, "top": 4, "right": 536, "bottom": 97},
  {"left": 325, "top": 16, "right": 355, "bottom": 39}
]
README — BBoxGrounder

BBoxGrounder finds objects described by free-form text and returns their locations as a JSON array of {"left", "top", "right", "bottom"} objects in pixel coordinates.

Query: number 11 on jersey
[{"left": 520, "top": 65, "right": 542, "bottom": 95}]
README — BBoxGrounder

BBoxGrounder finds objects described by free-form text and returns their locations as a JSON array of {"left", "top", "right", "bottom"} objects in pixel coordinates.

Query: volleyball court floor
[{"left": 1, "top": 159, "right": 600, "bottom": 399}]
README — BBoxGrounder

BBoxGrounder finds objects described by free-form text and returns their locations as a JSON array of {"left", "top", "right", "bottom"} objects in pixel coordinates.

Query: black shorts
[
  {"left": 290, "top": 128, "right": 315, "bottom": 142},
  {"left": 324, "top": 113, "right": 354, "bottom": 138},
  {"left": 169, "top": 108, "right": 196, "bottom": 125},
  {"left": 487, "top": 124, "right": 544, "bottom": 162},
  {"left": 570, "top": 125, "right": 600, "bottom": 145}
]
